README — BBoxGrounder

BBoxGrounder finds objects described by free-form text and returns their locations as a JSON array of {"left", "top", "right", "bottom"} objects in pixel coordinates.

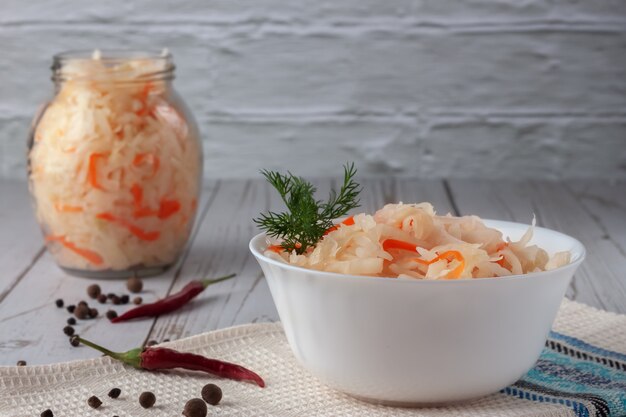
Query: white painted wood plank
[
  {"left": 146, "top": 179, "right": 283, "bottom": 342},
  {"left": 448, "top": 179, "right": 626, "bottom": 314},
  {"left": 0, "top": 182, "right": 219, "bottom": 365},
  {"left": 0, "top": 179, "right": 44, "bottom": 302}
]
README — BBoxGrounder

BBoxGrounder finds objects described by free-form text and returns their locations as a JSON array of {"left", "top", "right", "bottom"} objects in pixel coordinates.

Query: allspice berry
[
  {"left": 139, "top": 391, "right": 156, "bottom": 408},
  {"left": 87, "top": 395, "right": 102, "bottom": 409},
  {"left": 87, "top": 284, "right": 101, "bottom": 299},
  {"left": 183, "top": 398, "right": 207, "bottom": 417},
  {"left": 40, "top": 409, "right": 53, "bottom": 417},
  {"left": 133, "top": 296, "right": 143, "bottom": 305},
  {"left": 106, "top": 310, "right": 118, "bottom": 320},
  {"left": 69, "top": 335, "right": 80, "bottom": 347},
  {"left": 127, "top": 277, "right": 143, "bottom": 293},
  {"left": 63, "top": 325, "right": 75, "bottom": 336},
  {"left": 16, "top": 360, "right": 26, "bottom": 366},
  {"left": 88, "top": 308, "right": 99, "bottom": 319},
  {"left": 74, "top": 304, "right": 89, "bottom": 319},
  {"left": 108, "top": 387, "right": 121, "bottom": 398},
  {"left": 97, "top": 294, "right": 107, "bottom": 304},
  {"left": 201, "top": 383, "right": 222, "bottom": 406}
]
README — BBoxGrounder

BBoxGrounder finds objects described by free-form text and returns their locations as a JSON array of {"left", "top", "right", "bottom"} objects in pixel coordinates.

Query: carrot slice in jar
[
  {"left": 96, "top": 212, "right": 160, "bottom": 241},
  {"left": 46, "top": 235, "right": 103, "bottom": 266},
  {"left": 87, "top": 153, "right": 108, "bottom": 190}
]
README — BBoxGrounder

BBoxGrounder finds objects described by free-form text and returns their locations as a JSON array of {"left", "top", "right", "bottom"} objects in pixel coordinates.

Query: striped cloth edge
[{"left": 500, "top": 300, "right": 626, "bottom": 417}]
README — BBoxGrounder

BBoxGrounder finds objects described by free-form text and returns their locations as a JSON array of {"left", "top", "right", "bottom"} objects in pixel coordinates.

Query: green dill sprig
[{"left": 254, "top": 163, "right": 361, "bottom": 254}]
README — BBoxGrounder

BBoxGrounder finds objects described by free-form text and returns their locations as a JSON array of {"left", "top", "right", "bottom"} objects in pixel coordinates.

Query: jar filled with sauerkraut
[{"left": 28, "top": 50, "right": 202, "bottom": 278}]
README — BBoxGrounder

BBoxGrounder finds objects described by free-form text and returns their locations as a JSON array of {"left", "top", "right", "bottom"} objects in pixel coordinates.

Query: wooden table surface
[{"left": 0, "top": 177, "right": 624, "bottom": 366}]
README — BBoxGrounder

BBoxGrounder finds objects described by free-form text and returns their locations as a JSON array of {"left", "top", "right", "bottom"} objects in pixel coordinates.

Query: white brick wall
[{"left": 1, "top": 0, "right": 625, "bottom": 180}]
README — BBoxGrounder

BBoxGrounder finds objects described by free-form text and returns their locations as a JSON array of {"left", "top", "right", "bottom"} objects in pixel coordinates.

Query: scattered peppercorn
[
  {"left": 112, "top": 295, "right": 121, "bottom": 305},
  {"left": 87, "top": 395, "right": 102, "bottom": 409},
  {"left": 163, "top": 338, "right": 170, "bottom": 343},
  {"left": 183, "top": 398, "right": 208, "bottom": 417},
  {"left": 201, "top": 383, "right": 222, "bottom": 406},
  {"left": 139, "top": 391, "right": 156, "bottom": 408},
  {"left": 40, "top": 409, "right": 53, "bottom": 417},
  {"left": 66, "top": 304, "right": 76, "bottom": 313},
  {"left": 127, "top": 277, "right": 143, "bottom": 293},
  {"left": 63, "top": 326, "right": 75, "bottom": 336},
  {"left": 106, "top": 310, "right": 118, "bottom": 320},
  {"left": 69, "top": 335, "right": 80, "bottom": 347},
  {"left": 108, "top": 388, "right": 121, "bottom": 399},
  {"left": 133, "top": 296, "right": 143, "bottom": 305},
  {"left": 78, "top": 300, "right": 88, "bottom": 308},
  {"left": 146, "top": 340, "right": 157, "bottom": 347},
  {"left": 97, "top": 294, "right": 107, "bottom": 304},
  {"left": 55, "top": 299, "right": 64, "bottom": 308},
  {"left": 87, "top": 284, "right": 101, "bottom": 299},
  {"left": 74, "top": 304, "right": 89, "bottom": 319},
  {"left": 120, "top": 294, "right": 130, "bottom": 304},
  {"left": 16, "top": 360, "right": 26, "bottom": 366},
  {"left": 89, "top": 308, "right": 99, "bottom": 318},
  {"left": 67, "top": 317, "right": 76, "bottom": 325}
]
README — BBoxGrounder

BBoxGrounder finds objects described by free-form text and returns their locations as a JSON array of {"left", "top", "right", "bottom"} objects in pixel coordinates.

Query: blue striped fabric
[{"left": 501, "top": 331, "right": 626, "bottom": 417}]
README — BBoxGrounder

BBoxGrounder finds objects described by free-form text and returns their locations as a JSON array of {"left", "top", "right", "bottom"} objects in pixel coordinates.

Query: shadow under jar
[{"left": 28, "top": 50, "right": 202, "bottom": 278}]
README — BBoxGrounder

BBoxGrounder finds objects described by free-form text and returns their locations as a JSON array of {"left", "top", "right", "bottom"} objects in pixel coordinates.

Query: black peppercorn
[
  {"left": 40, "top": 409, "right": 53, "bottom": 417},
  {"left": 89, "top": 308, "right": 98, "bottom": 318},
  {"left": 67, "top": 317, "right": 76, "bottom": 325},
  {"left": 106, "top": 310, "right": 117, "bottom": 320},
  {"left": 201, "top": 383, "right": 222, "bottom": 406},
  {"left": 63, "top": 325, "right": 75, "bottom": 336},
  {"left": 127, "top": 276, "right": 143, "bottom": 293},
  {"left": 55, "top": 299, "right": 64, "bottom": 308},
  {"left": 69, "top": 335, "right": 80, "bottom": 347},
  {"left": 87, "top": 395, "right": 102, "bottom": 409},
  {"left": 120, "top": 294, "right": 130, "bottom": 304},
  {"left": 133, "top": 296, "right": 143, "bottom": 305},
  {"left": 74, "top": 304, "right": 89, "bottom": 319},
  {"left": 87, "top": 284, "right": 101, "bottom": 299},
  {"left": 97, "top": 294, "right": 107, "bottom": 304},
  {"left": 139, "top": 391, "right": 156, "bottom": 408},
  {"left": 16, "top": 360, "right": 26, "bottom": 366},
  {"left": 66, "top": 304, "right": 76, "bottom": 313},
  {"left": 183, "top": 398, "right": 207, "bottom": 417},
  {"left": 108, "top": 387, "right": 121, "bottom": 398}
]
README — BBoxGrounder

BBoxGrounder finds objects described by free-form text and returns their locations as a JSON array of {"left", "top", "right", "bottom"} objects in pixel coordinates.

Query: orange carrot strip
[
  {"left": 130, "top": 183, "right": 143, "bottom": 209},
  {"left": 439, "top": 250, "right": 465, "bottom": 279},
  {"left": 133, "top": 153, "right": 160, "bottom": 178},
  {"left": 267, "top": 245, "right": 283, "bottom": 253},
  {"left": 87, "top": 153, "right": 108, "bottom": 190},
  {"left": 97, "top": 212, "right": 160, "bottom": 241},
  {"left": 324, "top": 216, "right": 355, "bottom": 235},
  {"left": 410, "top": 250, "right": 465, "bottom": 279},
  {"left": 382, "top": 239, "right": 418, "bottom": 253},
  {"left": 158, "top": 199, "right": 181, "bottom": 219},
  {"left": 46, "top": 235, "right": 103, "bottom": 266},
  {"left": 54, "top": 203, "right": 84, "bottom": 213}
]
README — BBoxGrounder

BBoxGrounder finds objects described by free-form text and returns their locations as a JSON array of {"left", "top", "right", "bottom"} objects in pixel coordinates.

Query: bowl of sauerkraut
[{"left": 249, "top": 203, "right": 585, "bottom": 404}]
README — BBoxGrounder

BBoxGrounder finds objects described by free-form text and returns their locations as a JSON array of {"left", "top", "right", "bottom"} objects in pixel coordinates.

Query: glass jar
[{"left": 28, "top": 50, "right": 202, "bottom": 278}]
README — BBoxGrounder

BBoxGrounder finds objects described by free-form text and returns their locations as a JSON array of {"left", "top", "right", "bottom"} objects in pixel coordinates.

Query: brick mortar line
[{"left": 1, "top": 20, "right": 626, "bottom": 34}]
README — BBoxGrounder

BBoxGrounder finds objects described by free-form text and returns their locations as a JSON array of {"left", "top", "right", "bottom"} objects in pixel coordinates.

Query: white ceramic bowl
[{"left": 250, "top": 220, "right": 585, "bottom": 405}]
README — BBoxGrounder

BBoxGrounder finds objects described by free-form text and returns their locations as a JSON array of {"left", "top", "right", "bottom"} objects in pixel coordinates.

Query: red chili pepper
[
  {"left": 111, "top": 274, "right": 235, "bottom": 323},
  {"left": 76, "top": 336, "right": 265, "bottom": 387}
]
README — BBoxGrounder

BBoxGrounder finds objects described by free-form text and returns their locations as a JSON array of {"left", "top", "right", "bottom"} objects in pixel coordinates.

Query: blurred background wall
[{"left": 1, "top": 0, "right": 625, "bottom": 180}]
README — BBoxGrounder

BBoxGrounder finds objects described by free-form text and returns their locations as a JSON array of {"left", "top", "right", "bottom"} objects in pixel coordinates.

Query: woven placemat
[{"left": 1, "top": 299, "right": 625, "bottom": 417}]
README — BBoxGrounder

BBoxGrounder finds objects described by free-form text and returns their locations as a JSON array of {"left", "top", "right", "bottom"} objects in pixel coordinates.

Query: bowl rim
[{"left": 249, "top": 218, "right": 586, "bottom": 285}]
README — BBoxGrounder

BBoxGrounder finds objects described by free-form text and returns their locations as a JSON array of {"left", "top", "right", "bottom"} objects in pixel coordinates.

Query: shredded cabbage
[
  {"left": 29, "top": 54, "right": 201, "bottom": 271},
  {"left": 265, "top": 203, "right": 571, "bottom": 279}
]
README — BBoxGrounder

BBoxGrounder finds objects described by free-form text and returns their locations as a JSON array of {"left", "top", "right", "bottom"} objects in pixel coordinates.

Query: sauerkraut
[
  {"left": 29, "top": 52, "right": 201, "bottom": 272},
  {"left": 264, "top": 203, "right": 571, "bottom": 279}
]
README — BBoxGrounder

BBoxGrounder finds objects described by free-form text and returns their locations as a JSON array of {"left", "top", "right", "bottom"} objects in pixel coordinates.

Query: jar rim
[{"left": 52, "top": 49, "right": 175, "bottom": 83}]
